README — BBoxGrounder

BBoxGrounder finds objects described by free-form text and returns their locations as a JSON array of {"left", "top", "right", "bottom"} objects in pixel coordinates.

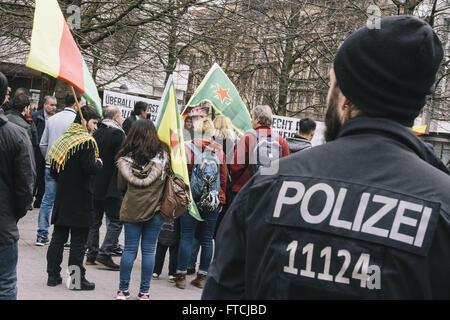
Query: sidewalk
[{"left": 16, "top": 209, "right": 202, "bottom": 300}]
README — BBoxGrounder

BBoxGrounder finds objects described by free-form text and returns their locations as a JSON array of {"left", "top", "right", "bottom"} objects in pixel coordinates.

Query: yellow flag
[
  {"left": 412, "top": 125, "right": 427, "bottom": 136},
  {"left": 157, "top": 76, "right": 203, "bottom": 221}
]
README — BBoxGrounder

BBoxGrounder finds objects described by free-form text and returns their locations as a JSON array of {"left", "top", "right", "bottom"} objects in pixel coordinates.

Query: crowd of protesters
[
  {"left": 0, "top": 80, "right": 291, "bottom": 300},
  {"left": 1, "top": 15, "right": 450, "bottom": 301}
]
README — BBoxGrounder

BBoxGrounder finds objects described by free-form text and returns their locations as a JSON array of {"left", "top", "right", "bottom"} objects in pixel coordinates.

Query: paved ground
[{"left": 16, "top": 208, "right": 202, "bottom": 300}]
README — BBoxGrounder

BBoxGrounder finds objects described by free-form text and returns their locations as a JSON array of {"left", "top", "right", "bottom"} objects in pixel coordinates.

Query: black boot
[
  {"left": 79, "top": 276, "right": 95, "bottom": 290},
  {"left": 47, "top": 274, "right": 62, "bottom": 287},
  {"left": 67, "top": 275, "right": 95, "bottom": 290}
]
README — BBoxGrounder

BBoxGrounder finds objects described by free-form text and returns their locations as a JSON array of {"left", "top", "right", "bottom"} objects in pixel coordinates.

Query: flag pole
[{"left": 71, "top": 86, "right": 87, "bottom": 130}]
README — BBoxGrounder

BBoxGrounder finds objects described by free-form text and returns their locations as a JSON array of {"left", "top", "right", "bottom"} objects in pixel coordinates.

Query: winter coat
[
  {"left": 93, "top": 121, "right": 125, "bottom": 200},
  {"left": 230, "top": 125, "right": 290, "bottom": 193},
  {"left": 203, "top": 117, "right": 450, "bottom": 299},
  {"left": 32, "top": 109, "right": 47, "bottom": 171},
  {"left": 50, "top": 143, "right": 103, "bottom": 228},
  {"left": 6, "top": 109, "right": 37, "bottom": 150},
  {"left": 122, "top": 114, "right": 138, "bottom": 136},
  {"left": 32, "top": 108, "right": 46, "bottom": 142},
  {"left": 0, "top": 110, "right": 36, "bottom": 246},
  {"left": 117, "top": 152, "right": 170, "bottom": 223},
  {"left": 185, "top": 138, "right": 227, "bottom": 205},
  {"left": 286, "top": 134, "right": 312, "bottom": 154}
]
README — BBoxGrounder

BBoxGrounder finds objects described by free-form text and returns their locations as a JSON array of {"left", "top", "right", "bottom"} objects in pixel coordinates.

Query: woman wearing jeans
[
  {"left": 174, "top": 118, "right": 227, "bottom": 289},
  {"left": 115, "top": 119, "right": 170, "bottom": 300}
]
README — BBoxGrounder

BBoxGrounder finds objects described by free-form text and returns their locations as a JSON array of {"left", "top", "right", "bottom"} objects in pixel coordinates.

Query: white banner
[
  {"left": 103, "top": 90, "right": 162, "bottom": 123},
  {"left": 271, "top": 115, "right": 325, "bottom": 146}
]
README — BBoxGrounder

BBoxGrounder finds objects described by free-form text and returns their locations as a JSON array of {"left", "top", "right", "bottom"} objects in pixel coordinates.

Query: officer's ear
[{"left": 341, "top": 99, "right": 359, "bottom": 122}]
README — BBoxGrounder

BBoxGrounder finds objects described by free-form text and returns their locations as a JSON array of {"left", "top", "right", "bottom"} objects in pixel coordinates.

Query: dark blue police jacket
[{"left": 202, "top": 117, "right": 450, "bottom": 299}]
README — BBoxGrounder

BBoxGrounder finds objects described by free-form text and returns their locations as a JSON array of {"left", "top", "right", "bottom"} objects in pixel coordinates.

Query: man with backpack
[{"left": 230, "top": 105, "right": 290, "bottom": 198}]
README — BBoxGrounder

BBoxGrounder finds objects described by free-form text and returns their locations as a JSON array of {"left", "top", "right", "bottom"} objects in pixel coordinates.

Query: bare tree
[{"left": 0, "top": 0, "right": 212, "bottom": 105}]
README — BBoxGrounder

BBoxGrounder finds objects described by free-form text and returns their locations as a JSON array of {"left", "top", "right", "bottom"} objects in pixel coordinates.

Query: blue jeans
[
  {"left": 119, "top": 214, "right": 164, "bottom": 294},
  {"left": 37, "top": 168, "right": 57, "bottom": 239},
  {"left": 177, "top": 207, "right": 219, "bottom": 274},
  {"left": 0, "top": 242, "right": 18, "bottom": 300},
  {"left": 188, "top": 238, "right": 200, "bottom": 270}
]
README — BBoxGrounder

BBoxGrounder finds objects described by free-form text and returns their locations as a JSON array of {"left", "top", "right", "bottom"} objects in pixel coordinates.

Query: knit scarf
[
  {"left": 48, "top": 123, "right": 99, "bottom": 173},
  {"left": 101, "top": 118, "right": 125, "bottom": 134}
]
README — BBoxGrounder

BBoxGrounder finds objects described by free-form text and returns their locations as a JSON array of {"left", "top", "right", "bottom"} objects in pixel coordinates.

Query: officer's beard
[{"left": 324, "top": 86, "right": 342, "bottom": 143}]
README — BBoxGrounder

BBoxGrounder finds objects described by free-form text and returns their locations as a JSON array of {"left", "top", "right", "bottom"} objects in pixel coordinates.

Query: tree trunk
[
  {"left": 278, "top": 40, "right": 294, "bottom": 116},
  {"left": 165, "top": 19, "right": 179, "bottom": 85}
]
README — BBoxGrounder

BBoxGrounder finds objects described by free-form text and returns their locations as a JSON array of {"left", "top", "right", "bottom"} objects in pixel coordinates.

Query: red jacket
[
  {"left": 185, "top": 138, "right": 227, "bottom": 205},
  {"left": 230, "top": 125, "right": 290, "bottom": 193}
]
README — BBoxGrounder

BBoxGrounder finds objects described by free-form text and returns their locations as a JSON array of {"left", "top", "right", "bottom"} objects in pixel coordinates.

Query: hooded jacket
[
  {"left": 203, "top": 117, "right": 450, "bottom": 299},
  {"left": 117, "top": 151, "right": 170, "bottom": 222},
  {"left": 0, "top": 110, "right": 35, "bottom": 246},
  {"left": 286, "top": 134, "right": 312, "bottom": 154}
]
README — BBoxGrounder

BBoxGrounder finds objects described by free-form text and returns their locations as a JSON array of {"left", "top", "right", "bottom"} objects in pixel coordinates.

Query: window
[
  {"left": 288, "top": 94, "right": 295, "bottom": 112},
  {"left": 297, "top": 95, "right": 304, "bottom": 111},
  {"left": 306, "top": 94, "right": 312, "bottom": 107}
]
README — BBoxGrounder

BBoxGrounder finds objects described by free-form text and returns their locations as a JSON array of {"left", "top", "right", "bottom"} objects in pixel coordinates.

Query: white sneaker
[
  {"left": 116, "top": 290, "right": 130, "bottom": 300},
  {"left": 138, "top": 292, "right": 150, "bottom": 300}
]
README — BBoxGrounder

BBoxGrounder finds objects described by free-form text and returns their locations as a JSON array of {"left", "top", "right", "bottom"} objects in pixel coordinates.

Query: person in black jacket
[
  {"left": 85, "top": 106, "right": 125, "bottom": 270},
  {"left": 0, "top": 72, "right": 36, "bottom": 300},
  {"left": 152, "top": 220, "right": 180, "bottom": 283},
  {"left": 203, "top": 16, "right": 450, "bottom": 299},
  {"left": 1, "top": 87, "right": 28, "bottom": 113},
  {"left": 122, "top": 101, "right": 149, "bottom": 135},
  {"left": 6, "top": 95, "right": 37, "bottom": 150},
  {"left": 286, "top": 117, "right": 316, "bottom": 154},
  {"left": 46, "top": 105, "right": 102, "bottom": 291},
  {"left": 32, "top": 96, "right": 57, "bottom": 208}
]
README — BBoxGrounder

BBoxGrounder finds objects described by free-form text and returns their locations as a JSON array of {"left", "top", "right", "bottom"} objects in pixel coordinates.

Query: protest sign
[
  {"left": 103, "top": 90, "right": 162, "bottom": 123},
  {"left": 271, "top": 115, "right": 325, "bottom": 146}
]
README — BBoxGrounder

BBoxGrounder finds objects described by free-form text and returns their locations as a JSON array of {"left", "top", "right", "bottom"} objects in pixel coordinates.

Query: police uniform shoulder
[{"left": 277, "top": 141, "right": 332, "bottom": 171}]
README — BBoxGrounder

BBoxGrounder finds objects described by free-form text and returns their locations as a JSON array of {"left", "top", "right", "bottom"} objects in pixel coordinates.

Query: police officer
[{"left": 202, "top": 16, "right": 450, "bottom": 299}]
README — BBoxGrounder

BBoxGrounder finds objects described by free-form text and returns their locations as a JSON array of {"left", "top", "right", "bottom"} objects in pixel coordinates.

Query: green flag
[
  {"left": 186, "top": 63, "right": 252, "bottom": 135},
  {"left": 157, "top": 75, "right": 203, "bottom": 221}
]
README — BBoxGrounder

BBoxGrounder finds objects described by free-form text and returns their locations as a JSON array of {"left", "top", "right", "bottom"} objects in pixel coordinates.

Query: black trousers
[
  {"left": 33, "top": 153, "right": 45, "bottom": 203},
  {"left": 214, "top": 191, "right": 238, "bottom": 239},
  {"left": 86, "top": 198, "right": 123, "bottom": 261},
  {"left": 153, "top": 243, "right": 178, "bottom": 276},
  {"left": 46, "top": 226, "right": 90, "bottom": 277}
]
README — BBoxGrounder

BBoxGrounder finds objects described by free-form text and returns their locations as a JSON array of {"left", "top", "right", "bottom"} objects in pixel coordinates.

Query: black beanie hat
[{"left": 333, "top": 15, "right": 444, "bottom": 127}]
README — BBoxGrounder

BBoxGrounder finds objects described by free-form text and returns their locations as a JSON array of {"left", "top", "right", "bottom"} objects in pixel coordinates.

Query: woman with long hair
[
  {"left": 213, "top": 115, "right": 236, "bottom": 165},
  {"left": 115, "top": 119, "right": 171, "bottom": 300}
]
